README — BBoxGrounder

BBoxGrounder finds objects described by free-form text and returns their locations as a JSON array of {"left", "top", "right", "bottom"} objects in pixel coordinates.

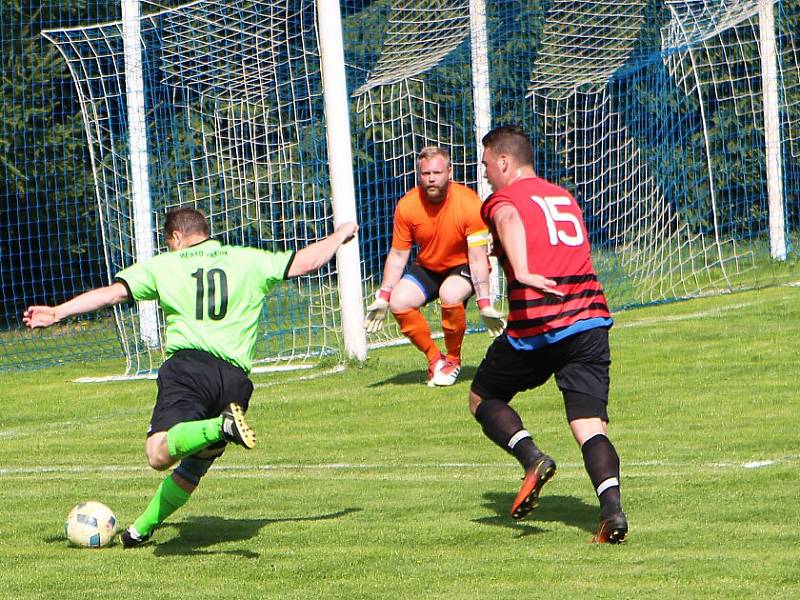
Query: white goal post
[
  {"left": 122, "top": 0, "right": 160, "bottom": 349},
  {"left": 758, "top": 0, "right": 787, "bottom": 260},
  {"left": 316, "top": 0, "right": 367, "bottom": 360}
]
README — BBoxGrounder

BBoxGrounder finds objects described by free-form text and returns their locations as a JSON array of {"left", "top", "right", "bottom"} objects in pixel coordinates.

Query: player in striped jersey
[{"left": 469, "top": 125, "right": 627, "bottom": 543}]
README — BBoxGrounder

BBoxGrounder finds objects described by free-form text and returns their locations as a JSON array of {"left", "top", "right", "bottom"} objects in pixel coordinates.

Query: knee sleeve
[{"left": 174, "top": 455, "right": 216, "bottom": 486}]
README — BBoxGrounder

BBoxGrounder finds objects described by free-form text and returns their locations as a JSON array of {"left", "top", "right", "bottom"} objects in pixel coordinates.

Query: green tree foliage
[{"left": 0, "top": 1, "right": 116, "bottom": 323}]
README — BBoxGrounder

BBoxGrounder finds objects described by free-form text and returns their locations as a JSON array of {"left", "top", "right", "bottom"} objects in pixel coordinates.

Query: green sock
[
  {"left": 132, "top": 474, "right": 192, "bottom": 537},
  {"left": 166, "top": 416, "right": 223, "bottom": 459}
]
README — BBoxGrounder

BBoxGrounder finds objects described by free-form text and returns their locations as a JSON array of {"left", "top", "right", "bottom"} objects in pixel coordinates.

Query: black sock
[
  {"left": 474, "top": 399, "right": 543, "bottom": 469},
  {"left": 581, "top": 433, "right": 622, "bottom": 519}
]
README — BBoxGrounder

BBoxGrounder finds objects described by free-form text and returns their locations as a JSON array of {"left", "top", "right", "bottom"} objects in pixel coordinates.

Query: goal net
[
  {"left": 43, "top": 0, "right": 340, "bottom": 375},
  {"left": 349, "top": 0, "right": 799, "bottom": 326},
  {"left": 348, "top": 0, "right": 481, "bottom": 348},
  {"left": 17, "top": 0, "right": 799, "bottom": 373}
]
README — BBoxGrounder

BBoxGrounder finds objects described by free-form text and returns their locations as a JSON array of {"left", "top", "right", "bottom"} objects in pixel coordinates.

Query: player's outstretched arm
[
  {"left": 287, "top": 222, "right": 358, "bottom": 278},
  {"left": 23, "top": 282, "right": 131, "bottom": 329},
  {"left": 492, "top": 205, "right": 563, "bottom": 297}
]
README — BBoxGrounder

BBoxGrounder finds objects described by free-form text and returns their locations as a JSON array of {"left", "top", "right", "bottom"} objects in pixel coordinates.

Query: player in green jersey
[{"left": 23, "top": 207, "right": 358, "bottom": 548}]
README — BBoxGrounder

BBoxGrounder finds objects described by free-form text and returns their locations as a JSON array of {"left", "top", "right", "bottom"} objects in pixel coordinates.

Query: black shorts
[
  {"left": 403, "top": 262, "right": 472, "bottom": 304},
  {"left": 148, "top": 349, "right": 254, "bottom": 436},
  {"left": 470, "top": 327, "right": 611, "bottom": 422}
]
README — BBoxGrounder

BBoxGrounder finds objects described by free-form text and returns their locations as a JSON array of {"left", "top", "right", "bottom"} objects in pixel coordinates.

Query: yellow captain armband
[{"left": 467, "top": 229, "right": 490, "bottom": 248}]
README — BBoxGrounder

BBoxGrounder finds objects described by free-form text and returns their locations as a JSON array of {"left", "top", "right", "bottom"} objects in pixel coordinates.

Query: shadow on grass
[
  {"left": 148, "top": 507, "right": 362, "bottom": 557},
  {"left": 473, "top": 491, "right": 598, "bottom": 538},
  {"left": 367, "top": 365, "right": 478, "bottom": 387}
]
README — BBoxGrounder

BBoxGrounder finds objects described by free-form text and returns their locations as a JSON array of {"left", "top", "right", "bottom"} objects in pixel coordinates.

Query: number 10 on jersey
[{"left": 191, "top": 268, "right": 228, "bottom": 320}]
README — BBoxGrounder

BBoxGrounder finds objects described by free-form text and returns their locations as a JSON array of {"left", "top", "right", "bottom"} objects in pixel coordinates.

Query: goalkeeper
[
  {"left": 23, "top": 207, "right": 357, "bottom": 548},
  {"left": 364, "top": 146, "right": 504, "bottom": 387}
]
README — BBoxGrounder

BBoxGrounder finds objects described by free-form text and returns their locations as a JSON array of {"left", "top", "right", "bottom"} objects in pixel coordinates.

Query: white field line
[
  {"left": 615, "top": 284, "right": 800, "bottom": 328},
  {"left": 0, "top": 457, "right": 793, "bottom": 477},
  {"left": 74, "top": 372, "right": 157, "bottom": 383},
  {"left": 254, "top": 365, "right": 346, "bottom": 388},
  {"left": 613, "top": 302, "right": 756, "bottom": 328}
]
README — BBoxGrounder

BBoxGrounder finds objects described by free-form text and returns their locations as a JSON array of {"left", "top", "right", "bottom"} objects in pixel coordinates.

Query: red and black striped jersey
[{"left": 481, "top": 176, "right": 610, "bottom": 339}]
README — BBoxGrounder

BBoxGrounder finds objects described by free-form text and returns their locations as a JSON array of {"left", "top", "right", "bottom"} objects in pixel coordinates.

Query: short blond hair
[{"left": 417, "top": 146, "right": 451, "bottom": 165}]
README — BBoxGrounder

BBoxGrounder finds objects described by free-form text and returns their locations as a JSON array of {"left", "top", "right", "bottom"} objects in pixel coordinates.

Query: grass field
[{"left": 1, "top": 285, "right": 798, "bottom": 599}]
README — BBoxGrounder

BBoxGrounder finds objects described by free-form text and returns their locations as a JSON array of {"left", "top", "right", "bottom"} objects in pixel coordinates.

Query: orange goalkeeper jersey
[{"left": 391, "top": 182, "right": 487, "bottom": 272}]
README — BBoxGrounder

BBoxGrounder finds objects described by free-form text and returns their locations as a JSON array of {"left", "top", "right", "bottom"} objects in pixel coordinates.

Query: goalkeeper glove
[
  {"left": 477, "top": 297, "right": 505, "bottom": 337},
  {"left": 364, "top": 288, "right": 391, "bottom": 333}
]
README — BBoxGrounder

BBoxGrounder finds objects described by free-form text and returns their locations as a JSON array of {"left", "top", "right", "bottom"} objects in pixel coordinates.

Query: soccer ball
[{"left": 64, "top": 501, "right": 118, "bottom": 548}]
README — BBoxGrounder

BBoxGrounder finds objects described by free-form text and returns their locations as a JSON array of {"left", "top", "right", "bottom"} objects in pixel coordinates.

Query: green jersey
[{"left": 115, "top": 239, "right": 294, "bottom": 374}]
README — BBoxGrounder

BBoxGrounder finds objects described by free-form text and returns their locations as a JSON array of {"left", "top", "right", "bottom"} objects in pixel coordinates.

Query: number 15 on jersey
[{"left": 531, "top": 195, "right": 585, "bottom": 246}]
